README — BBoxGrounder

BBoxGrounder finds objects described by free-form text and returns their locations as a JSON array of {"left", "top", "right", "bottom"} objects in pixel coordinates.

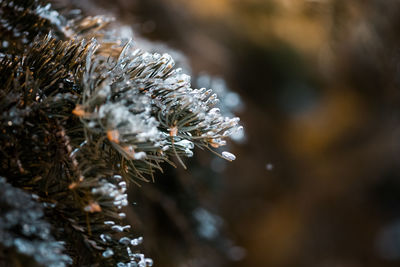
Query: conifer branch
[{"left": 0, "top": 0, "right": 242, "bottom": 265}]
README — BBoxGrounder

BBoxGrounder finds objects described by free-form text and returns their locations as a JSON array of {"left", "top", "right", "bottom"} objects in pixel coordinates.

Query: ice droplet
[
  {"left": 185, "top": 149, "right": 194, "bottom": 157},
  {"left": 131, "top": 236, "right": 143, "bottom": 246},
  {"left": 119, "top": 237, "right": 131, "bottom": 245},
  {"left": 100, "top": 234, "right": 112, "bottom": 243},
  {"left": 113, "top": 175, "right": 123, "bottom": 180},
  {"left": 176, "top": 139, "right": 194, "bottom": 149},
  {"left": 102, "top": 248, "right": 114, "bottom": 258},
  {"left": 111, "top": 225, "right": 124, "bottom": 232},
  {"left": 222, "top": 151, "right": 236, "bottom": 161},
  {"left": 145, "top": 258, "right": 154, "bottom": 266},
  {"left": 134, "top": 151, "right": 147, "bottom": 160}
]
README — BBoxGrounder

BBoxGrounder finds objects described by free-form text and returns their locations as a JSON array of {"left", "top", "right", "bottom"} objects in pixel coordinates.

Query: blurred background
[{"left": 58, "top": 0, "right": 400, "bottom": 266}]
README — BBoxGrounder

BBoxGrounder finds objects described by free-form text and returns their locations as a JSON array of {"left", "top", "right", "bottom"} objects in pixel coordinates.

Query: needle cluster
[{"left": 0, "top": 0, "right": 241, "bottom": 265}]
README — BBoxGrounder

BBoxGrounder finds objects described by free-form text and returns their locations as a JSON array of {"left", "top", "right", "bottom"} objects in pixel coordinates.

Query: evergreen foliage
[{"left": 0, "top": 0, "right": 241, "bottom": 265}]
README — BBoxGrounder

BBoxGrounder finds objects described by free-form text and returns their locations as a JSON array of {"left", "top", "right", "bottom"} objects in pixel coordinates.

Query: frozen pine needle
[{"left": 0, "top": 0, "right": 242, "bottom": 266}]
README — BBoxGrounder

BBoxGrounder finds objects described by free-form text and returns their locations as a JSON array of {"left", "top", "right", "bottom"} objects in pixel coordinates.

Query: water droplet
[
  {"left": 185, "top": 149, "right": 194, "bottom": 157},
  {"left": 209, "top": 108, "right": 220, "bottom": 115},
  {"left": 131, "top": 236, "right": 143, "bottom": 246},
  {"left": 100, "top": 234, "right": 112, "bottom": 243},
  {"left": 134, "top": 151, "right": 147, "bottom": 160},
  {"left": 176, "top": 140, "right": 194, "bottom": 149},
  {"left": 114, "top": 175, "right": 122, "bottom": 180},
  {"left": 119, "top": 237, "right": 131, "bottom": 245},
  {"left": 222, "top": 151, "right": 236, "bottom": 161},
  {"left": 111, "top": 225, "right": 124, "bottom": 232},
  {"left": 145, "top": 258, "right": 153, "bottom": 266},
  {"left": 102, "top": 248, "right": 114, "bottom": 258}
]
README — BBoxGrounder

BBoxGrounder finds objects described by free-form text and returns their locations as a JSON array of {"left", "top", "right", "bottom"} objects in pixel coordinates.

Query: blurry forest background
[{"left": 54, "top": 0, "right": 400, "bottom": 266}]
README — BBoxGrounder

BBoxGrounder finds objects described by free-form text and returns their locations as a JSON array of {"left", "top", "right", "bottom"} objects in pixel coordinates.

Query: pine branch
[{"left": 0, "top": 0, "right": 242, "bottom": 266}]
